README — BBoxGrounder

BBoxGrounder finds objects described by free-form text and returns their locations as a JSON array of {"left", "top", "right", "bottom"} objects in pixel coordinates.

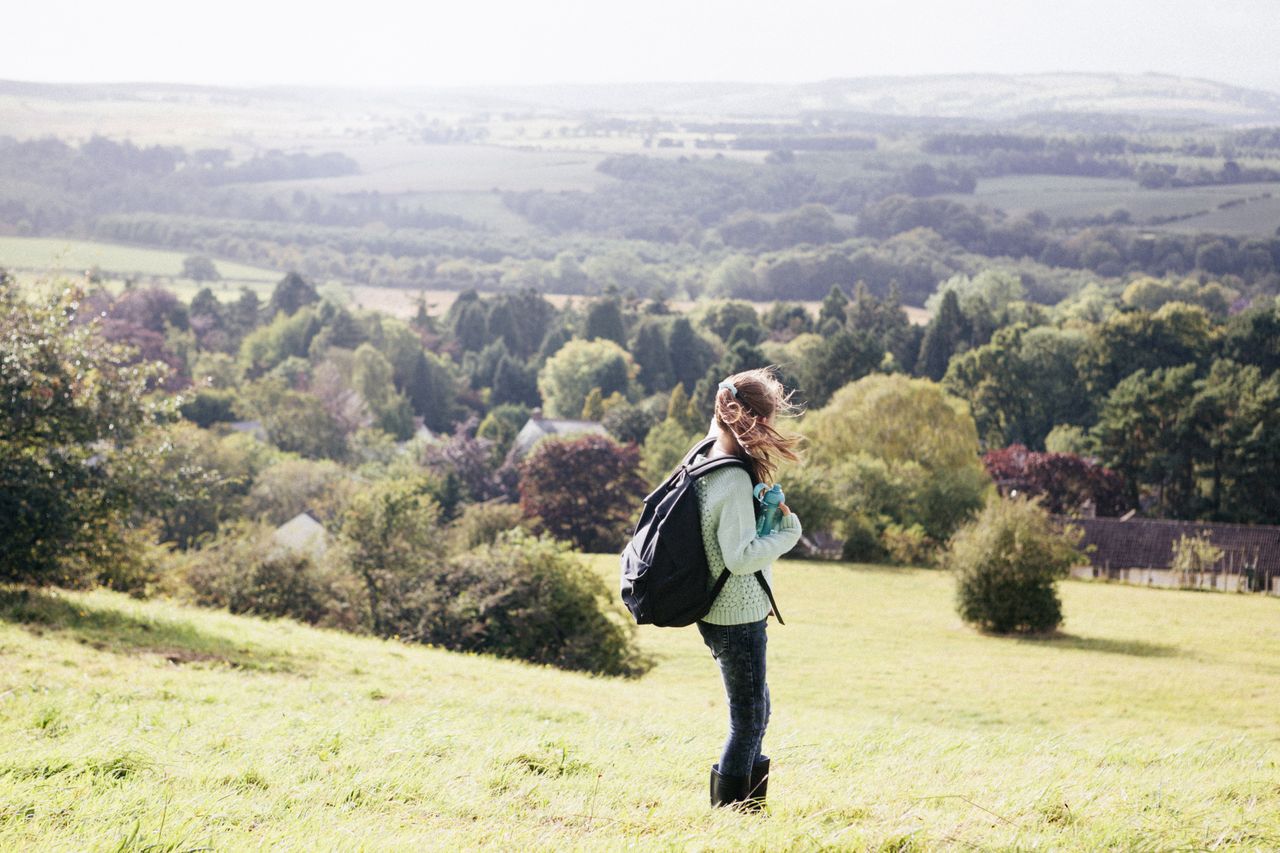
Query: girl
[{"left": 694, "top": 368, "right": 802, "bottom": 810}]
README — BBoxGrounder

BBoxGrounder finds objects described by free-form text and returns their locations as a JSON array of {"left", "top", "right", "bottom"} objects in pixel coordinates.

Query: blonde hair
[{"left": 713, "top": 367, "right": 802, "bottom": 483}]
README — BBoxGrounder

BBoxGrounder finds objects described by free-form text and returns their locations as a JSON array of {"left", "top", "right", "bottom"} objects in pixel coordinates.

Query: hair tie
[{"left": 718, "top": 380, "right": 738, "bottom": 398}]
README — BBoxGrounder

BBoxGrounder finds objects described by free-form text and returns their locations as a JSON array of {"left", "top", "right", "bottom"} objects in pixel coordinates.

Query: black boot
[
  {"left": 709, "top": 763, "right": 751, "bottom": 808},
  {"left": 744, "top": 757, "right": 769, "bottom": 811}
]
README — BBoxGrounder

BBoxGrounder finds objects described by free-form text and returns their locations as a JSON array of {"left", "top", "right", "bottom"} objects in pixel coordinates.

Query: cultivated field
[
  {"left": 946, "top": 175, "right": 1280, "bottom": 236},
  {"left": 2, "top": 559, "right": 1277, "bottom": 850},
  {"left": 0, "top": 236, "right": 279, "bottom": 283}
]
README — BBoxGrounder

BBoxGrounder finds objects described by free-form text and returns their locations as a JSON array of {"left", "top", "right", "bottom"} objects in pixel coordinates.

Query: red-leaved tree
[
  {"left": 983, "top": 444, "right": 1128, "bottom": 517},
  {"left": 519, "top": 434, "right": 645, "bottom": 552}
]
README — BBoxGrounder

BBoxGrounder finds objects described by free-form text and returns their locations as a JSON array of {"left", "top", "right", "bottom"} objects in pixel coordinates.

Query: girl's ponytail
[{"left": 713, "top": 368, "right": 802, "bottom": 483}]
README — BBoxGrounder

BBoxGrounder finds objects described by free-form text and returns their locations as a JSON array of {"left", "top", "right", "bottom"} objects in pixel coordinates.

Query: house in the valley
[
  {"left": 272, "top": 511, "right": 329, "bottom": 559},
  {"left": 507, "top": 411, "right": 607, "bottom": 462}
]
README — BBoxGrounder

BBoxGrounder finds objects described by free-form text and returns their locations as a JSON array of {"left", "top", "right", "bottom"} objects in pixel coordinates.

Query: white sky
[{"left": 6, "top": 0, "right": 1279, "bottom": 93}]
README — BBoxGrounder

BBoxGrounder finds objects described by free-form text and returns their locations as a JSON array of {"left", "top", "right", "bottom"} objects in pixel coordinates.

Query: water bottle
[{"left": 754, "top": 482, "right": 785, "bottom": 535}]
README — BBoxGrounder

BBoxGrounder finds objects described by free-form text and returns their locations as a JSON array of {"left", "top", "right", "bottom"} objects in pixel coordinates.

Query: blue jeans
[{"left": 698, "top": 619, "right": 770, "bottom": 778}]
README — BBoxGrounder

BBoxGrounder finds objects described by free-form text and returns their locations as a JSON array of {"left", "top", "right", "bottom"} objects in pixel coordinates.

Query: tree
[
  {"left": 1, "top": 281, "right": 163, "bottom": 585},
  {"left": 702, "top": 301, "right": 761, "bottom": 343},
  {"left": 491, "top": 354, "right": 540, "bottom": 408},
  {"left": 802, "top": 374, "right": 991, "bottom": 542},
  {"left": 476, "top": 403, "right": 530, "bottom": 459},
  {"left": 1184, "top": 359, "right": 1280, "bottom": 522},
  {"left": 584, "top": 295, "right": 627, "bottom": 347},
  {"left": 1089, "top": 365, "right": 1200, "bottom": 516},
  {"left": 639, "top": 418, "right": 698, "bottom": 486},
  {"left": 1077, "top": 302, "right": 1216, "bottom": 404},
  {"left": 125, "top": 422, "right": 256, "bottom": 550},
  {"left": 630, "top": 318, "right": 674, "bottom": 393},
  {"left": 792, "top": 329, "right": 883, "bottom": 408},
  {"left": 536, "top": 338, "right": 637, "bottom": 419},
  {"left": 917, "top": 289, "right": 970, "bottom": 381},
  {"left": 519, "top": 434, "right": 645, "bottom": 552},
  {"left": 982, "top": 444, "right": 1128, "bottom": 517},
  {"left": 268, "top": 271, "right": 319, "bottom": 318},
  {"left": 818, "top": 284, "right": 849, "bottom": 330},
  {"left": 667, "top": 316, "right": 715, "bottom": 394},
  {"left": 581, "top": 387, "right": 605, "bottom": 420},
  {"left": 341, "top": 477, "right": 444, "bottom": 635},
  {"left": 353, "top": 343, "right": 414, "bottom": 440},
  {"left": 944, "top": 324, "right": 1090, "bottom": 449},
  {"left": 244, "top": 457, "right": 351, "bottom": 525},
  {"left": 247, "top": 379, "right": 348, "bottom": 460},
  {"left": 182, "top": 255, "right": 221, "bottom": 282}
]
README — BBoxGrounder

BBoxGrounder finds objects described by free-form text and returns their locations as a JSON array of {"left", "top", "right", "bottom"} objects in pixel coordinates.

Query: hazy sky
[{"left": 7, "top": 0, "right": 1279, "bottom": 92}]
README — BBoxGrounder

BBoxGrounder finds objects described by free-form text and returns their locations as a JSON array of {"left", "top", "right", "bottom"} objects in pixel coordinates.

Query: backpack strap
[
  {"left": 679, "top": 435, "right": 718, "bottom": 468},
  {"left": 686, "top": 454, "right": 748, "bottom": 480},
  {"left": 753, "top": 572, "right": 785, "bottom": 625}
]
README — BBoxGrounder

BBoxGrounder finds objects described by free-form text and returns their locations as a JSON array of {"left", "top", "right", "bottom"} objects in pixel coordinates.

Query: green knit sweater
[{"left": 693, "top": 453, "right": 803, "bottom": 625}]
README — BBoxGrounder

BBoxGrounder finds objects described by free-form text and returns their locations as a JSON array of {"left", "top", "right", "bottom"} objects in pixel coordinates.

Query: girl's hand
[{"left": 779, "top": 503, "right": 791, "bottom": 516}]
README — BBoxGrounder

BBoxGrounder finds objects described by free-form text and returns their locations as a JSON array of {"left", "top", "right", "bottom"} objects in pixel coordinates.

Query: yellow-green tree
[
  {"left": 800, "top": 374, "right": 991, "bottom": 546},
  {"left": 536, "top": 338, "right": 637, "bottom": 419}
]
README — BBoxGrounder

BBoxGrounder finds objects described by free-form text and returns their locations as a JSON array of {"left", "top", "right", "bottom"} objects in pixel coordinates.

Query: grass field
[
  {"left": 2, "top": 558, "right": 1278, "bottom": 851},
  {"left": 946, "top": 176, "right": 1280, "bottom": 236},
  {"left": 0, "top": 236, "right": 280, "bottom": 283}
]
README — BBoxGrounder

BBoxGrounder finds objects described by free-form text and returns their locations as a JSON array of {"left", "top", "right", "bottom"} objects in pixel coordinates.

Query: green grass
[{"left": 3, "top": 559, "right": 1279, "bottom": 850}]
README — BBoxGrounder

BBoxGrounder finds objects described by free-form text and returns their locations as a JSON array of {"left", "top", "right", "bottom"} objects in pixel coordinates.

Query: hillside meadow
[{"left": 2, "top": 557, "right": 1278, "bottom": 851}]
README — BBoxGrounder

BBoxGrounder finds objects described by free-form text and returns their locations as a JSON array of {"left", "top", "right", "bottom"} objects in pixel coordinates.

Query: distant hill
[
  {"left": 483, "top": 73, "right": 1280, "bottom": 125},
  {"left": 4, "top": 72, "right": 1280, "bottom": 126}
]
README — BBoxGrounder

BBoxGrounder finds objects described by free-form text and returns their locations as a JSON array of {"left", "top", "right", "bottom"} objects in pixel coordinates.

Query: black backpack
[{"left": 620, "top": 436, "right": 783, "bottom": 627}]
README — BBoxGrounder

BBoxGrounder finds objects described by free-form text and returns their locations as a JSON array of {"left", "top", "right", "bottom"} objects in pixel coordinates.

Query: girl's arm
[{"left": 714, "top": 468, "right": 802, "bottom": 576}]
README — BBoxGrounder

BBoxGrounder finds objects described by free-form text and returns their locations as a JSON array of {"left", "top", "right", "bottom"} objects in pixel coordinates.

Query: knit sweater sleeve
[{"left": 712, "top": 467, "right": 803, "bottom": 576}]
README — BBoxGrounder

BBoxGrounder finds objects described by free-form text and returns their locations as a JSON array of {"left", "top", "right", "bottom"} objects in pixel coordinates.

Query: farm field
[
  {"left": 2, "top": 558, "right": 1277, "bottom": 850},
  {"left": 0, "top": 236, "right": 280, "bottom": 290},
  {"left": 946, "top": 175, "right": 1280, "bottom": 235},
  {"left": 252, "top": 142, "right": 615, "bottom": 195}
]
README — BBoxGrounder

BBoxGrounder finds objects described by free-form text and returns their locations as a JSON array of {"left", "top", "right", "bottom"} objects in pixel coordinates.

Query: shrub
[
  {"left": 244, "top": 458, "right": 352, "bottom": 525},
  {"left": 183, "top": 523, "right": 368, "bottom": 632},
  {"left": 948, "top": 497, "right": 1083, "bottom": 634},
  {"left": 840, "top": 515, "right": 885, "bottom": 563},
  {"left": 339, "top": 478, "right": 445, "bottom": 635},
  {"left": 179, "top": 388, "right": 239, "bottom": 427},
  {"left": 880, "top": 523, "right": 936, "bottom": 566},
  {"left": 446, "top": 500, "right": 526, "bottom": 553},
  {"left": 1170, "top": 531, "right": 1222, "bottom": 585},
  {"left": 1, "top": 281, "right": 165, "bottom": 587},
  {"left": 400, "top": 531, "right": 645, "bottom": 676}
]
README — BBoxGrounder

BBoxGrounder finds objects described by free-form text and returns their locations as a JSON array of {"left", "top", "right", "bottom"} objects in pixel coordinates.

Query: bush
[
  {"left": 1, "top": 281, "right": 164, "bottom": 586},
  {"left": 840, "top": 515, "right": 885, "bottom": 563},
  {"left": 519, "top": 434, "right": 645, "bottom": 552},
  {"left": 399, "top": 531, "right": 645, "bottom": 676},
  {"left": 183, "top": 523, "right": 368, "bottom": 632},
  {"left": 881, "top": 523, "right": 936, "bottom": 566},
  {"left": 446, "top": 500, "right": 525, "bottom": 552},
  {"left": 947, "top": 497, "right": 1082, "bottom": 634}
]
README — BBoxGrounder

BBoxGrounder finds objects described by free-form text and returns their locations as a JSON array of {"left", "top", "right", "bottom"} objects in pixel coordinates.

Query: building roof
[
  {"left": 272, "top": 512, "right": 328, "bottom": 557},
  {"left": 509, "top": 417, "right": 607, "bottom": 460},
  {"left": 227, "top": 419, "right": 267, "bottom": 441},
  {"left": 1062, "top": 516, "right": 1280, "bottom": 574}
]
